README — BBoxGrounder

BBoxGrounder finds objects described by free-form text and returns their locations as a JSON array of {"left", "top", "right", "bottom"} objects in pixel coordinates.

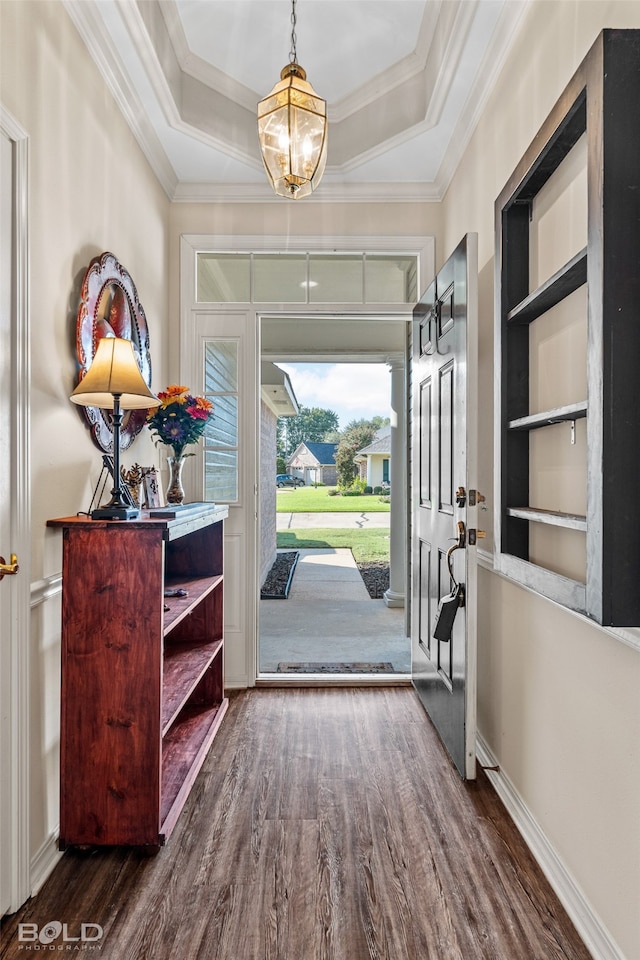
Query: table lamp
[{"left": 70, "top": 336, "right": 160, "bottom": 520}]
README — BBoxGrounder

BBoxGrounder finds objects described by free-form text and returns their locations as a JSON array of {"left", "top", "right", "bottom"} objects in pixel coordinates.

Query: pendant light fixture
[{"left": 257, "top": 0, "right": 327, "bottom": 199}]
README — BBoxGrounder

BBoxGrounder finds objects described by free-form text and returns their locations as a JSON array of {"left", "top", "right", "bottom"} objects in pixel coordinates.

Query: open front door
[{"left": 411, "top": 234, "right": 478, "bottom": 779}]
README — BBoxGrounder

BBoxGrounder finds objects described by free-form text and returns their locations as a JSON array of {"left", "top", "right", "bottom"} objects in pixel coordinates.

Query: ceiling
[{"left": 64, "top": 0, "right": 529, "bottom": 203}]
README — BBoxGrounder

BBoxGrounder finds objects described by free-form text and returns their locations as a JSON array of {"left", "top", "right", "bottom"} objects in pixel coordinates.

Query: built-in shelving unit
[
  {"left": 507, "top": 402, "right": 587, "bottom": 432},
  {"left": 494, "top": 29, "right": 640, "bottom": 625},
  {"left": 48, "top": 503, "right": 228, "bottom": 849},
  {"left": 506, "top": 507, "right": 587, "bottom": 532},
  {"left": 506, "top": 248, "right": 587, "bottom": 325}
]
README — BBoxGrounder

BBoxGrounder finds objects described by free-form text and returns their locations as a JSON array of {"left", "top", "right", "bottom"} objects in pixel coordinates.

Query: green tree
[
  {"left": 277, "top": 406, "right": 339, "bottom": 458},
  {"left": 335, "top": 417, "right": 388, "bottom": 487}
]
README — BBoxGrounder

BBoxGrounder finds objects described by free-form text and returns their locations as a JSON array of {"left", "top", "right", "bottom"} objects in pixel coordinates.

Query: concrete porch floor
[{"left": 258, "top": 548, "right": 411, "bottom": 675}]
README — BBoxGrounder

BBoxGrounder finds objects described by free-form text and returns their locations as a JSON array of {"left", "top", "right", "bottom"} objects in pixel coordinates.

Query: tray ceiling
[{"left": 64, "top": 0, "right": 528, "bottom": 202}]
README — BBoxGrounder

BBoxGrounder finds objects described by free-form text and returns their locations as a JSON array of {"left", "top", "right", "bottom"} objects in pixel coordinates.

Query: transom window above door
[{"left": 196, "top": 252, "right": 418, "bottom": 305}]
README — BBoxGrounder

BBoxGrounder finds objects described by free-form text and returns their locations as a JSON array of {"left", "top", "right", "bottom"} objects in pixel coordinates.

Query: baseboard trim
[
  {"left": 30, "top": 830, "right": 63, "bottom": 898},
  {"left": 476, "top": 735, "right": 626, "bottom": 960}
]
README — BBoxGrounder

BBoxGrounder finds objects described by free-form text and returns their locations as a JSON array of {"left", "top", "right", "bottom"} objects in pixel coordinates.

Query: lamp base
[{"left": 91, "top": 503, "right": 139, "bottom": 521}]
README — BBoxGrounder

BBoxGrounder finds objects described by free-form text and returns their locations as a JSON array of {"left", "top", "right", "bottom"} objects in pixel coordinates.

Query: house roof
[
  {"left": 356, "top": 425, "right": 391, "bottom": 457},
  {"left": 288, "top": 441, "right": 338, "bottom": 466}
]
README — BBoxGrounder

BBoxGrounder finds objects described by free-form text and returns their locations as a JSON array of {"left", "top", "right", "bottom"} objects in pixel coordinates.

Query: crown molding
[
  {"left": 158, "top": 0, "right": 443, "bottom": 124},
  {"left": 328, "top": 0, "right": 443, "bottom": 123},
  {"left": 158, "top": 0, "right": 262, "bottom": 114},
  {"left": 171, "top": 179, "right": 441, "bottom": 204},
  {"left": 65, "top": 0, "right": 526, "bottom": 207},
  {"left": 335, "top": 0, "right": 481, "bottom": 173},
  {"left": 434, "top": 0, "right": 530, "bottom": 200},
  {"left": 120, "top": 0, "right": 263, "bottom": 168},
  {"left": 63, "top": 0, "right": 178, "bottom": 198},
  {"left": 117, "top": 0, "right": 484, "bottom": 174}
]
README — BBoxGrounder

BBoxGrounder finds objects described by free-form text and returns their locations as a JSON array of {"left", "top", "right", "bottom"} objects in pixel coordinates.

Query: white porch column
[{"left": 384, "top": 358, "right": 405, "bottom": 608}]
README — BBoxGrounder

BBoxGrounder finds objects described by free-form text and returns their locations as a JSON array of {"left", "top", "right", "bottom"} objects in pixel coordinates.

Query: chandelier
[{"left": 257, "top": 0, "right": 328, "bottom": 199}]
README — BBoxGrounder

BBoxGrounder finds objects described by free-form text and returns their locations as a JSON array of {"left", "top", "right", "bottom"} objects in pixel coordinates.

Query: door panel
[
  {"left": 0, "top": 126, "right": 12, "bottom": 919},
  {"left": 182, "top": 309, "right": 257, "bottom": 688},
  {"left": 1, "top": 117, "right": 30, "bottom": 914},
  {"left": 411, "top": 235, "right": 478, "bottom": 779},
  {"left": 419, "top": 379, "right": 431, "bottom": 504}
]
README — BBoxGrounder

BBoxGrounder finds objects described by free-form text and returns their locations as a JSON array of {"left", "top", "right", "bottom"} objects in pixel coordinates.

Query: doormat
[{"left": 277, "top": 661, "right": 395, "bottom": 674}]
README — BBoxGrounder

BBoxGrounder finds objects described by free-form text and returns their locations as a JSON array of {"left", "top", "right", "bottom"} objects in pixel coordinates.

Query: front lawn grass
[
  {"left": 276, "top": 485, "right": 390, "bottom": 513},
  {"left": 277, "top": 527, "right": 389, "bottom": 563}
]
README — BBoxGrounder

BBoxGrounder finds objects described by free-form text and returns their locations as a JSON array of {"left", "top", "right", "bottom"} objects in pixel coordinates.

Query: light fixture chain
[{"left": 289, "top": 0, "right": 298, "bottom": 64}]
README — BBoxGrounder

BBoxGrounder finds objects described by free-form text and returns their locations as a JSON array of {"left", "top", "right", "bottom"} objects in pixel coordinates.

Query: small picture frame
[{"left": 143, "top": 467, "right": 164, "bottom": 509}]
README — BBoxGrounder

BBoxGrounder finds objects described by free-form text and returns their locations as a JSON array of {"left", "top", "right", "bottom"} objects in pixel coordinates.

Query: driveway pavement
[{"left": 277, "top": 511, "right": 390, "bottom": 529}]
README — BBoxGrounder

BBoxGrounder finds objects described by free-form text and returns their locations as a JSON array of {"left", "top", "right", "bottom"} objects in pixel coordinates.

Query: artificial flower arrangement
[{"left": 146, "top": 385, "right": 214, "bottom": 458}]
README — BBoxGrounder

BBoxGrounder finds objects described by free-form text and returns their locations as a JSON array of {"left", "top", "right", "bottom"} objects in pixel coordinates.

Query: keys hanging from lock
[
  {"left": 432, "top": 526, "right": 466, "bottom": 642},
  {"left": 433, "top": 582, "right": 465, "bottom": 642}
]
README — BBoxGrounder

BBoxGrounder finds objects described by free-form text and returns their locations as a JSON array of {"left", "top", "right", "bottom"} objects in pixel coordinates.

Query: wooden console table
[{"left": 47, "top": 503, "right": 228, "bottom": 849}]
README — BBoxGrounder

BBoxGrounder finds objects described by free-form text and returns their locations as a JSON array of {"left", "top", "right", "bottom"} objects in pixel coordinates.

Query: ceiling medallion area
[{"left": 75, "top": 252, "right": 153, "bottom": 453}]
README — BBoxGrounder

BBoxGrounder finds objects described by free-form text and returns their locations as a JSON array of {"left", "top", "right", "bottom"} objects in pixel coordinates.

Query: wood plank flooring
[{"left": 0, "top": 688, "right": 591, "bottom": 960}]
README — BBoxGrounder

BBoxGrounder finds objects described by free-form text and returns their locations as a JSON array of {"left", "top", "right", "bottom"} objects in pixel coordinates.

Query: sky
[{"left": 276, "top": 362, "right": 390, "bottom": 430}]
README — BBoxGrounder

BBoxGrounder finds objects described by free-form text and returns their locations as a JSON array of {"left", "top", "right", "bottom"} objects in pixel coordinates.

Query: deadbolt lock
[{"left": 467, "top": 530, "right": 486, "bottom": 546}]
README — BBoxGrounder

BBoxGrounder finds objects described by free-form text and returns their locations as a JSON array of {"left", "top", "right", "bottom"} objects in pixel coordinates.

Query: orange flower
[
  {"left": 147, "top": 385, "right": 214, "bottom": 458},
  {"left": 158, "top": 385, "right": 189, "bottom": 408}
]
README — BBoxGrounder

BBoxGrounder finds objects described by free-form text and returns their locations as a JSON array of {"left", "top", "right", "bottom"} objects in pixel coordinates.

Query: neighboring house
[
  {"left": 287, "top": 441, "right": 339, "bottom": 486},
  {"left": 260, "top": 363, "right": 298, "bottom": 585},
  {"left": 355, "top": 425, "right": 391, "bottom": 488}
]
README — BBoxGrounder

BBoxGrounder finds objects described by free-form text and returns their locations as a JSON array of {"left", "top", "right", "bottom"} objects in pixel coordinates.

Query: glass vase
[{"left": 166, "top": 456, "right": 186, "bottom": 505}]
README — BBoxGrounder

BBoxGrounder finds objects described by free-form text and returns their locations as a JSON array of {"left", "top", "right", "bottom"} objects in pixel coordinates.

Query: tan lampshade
[{"left": 70, "top": 337, "right": 160, "bottom": 410}]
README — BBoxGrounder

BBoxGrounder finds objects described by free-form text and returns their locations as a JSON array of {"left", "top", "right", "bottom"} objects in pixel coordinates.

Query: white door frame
[
  {"left": 1, "top": 105, "right": 31, "bottom": 914},
  {"left": 180, "top": 235, "right": 434, "bottom": 685}
]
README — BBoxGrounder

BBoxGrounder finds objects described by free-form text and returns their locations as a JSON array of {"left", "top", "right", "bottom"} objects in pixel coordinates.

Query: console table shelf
[
  {"left": 48, "top": 503, "right": 228, "bottom": 849},
  {"left": 160, "top": 699, "right": 227, "bottom": 838},
  {"left": 162, "top": 639, "right": 224, "bottom": 734},
  {"left": 163, "top": 574, "right": 223, "bottom": 634}
]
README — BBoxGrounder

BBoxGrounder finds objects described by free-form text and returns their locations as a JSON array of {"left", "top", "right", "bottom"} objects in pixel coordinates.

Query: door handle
[
  {"left": 446, "top": 522, "right": 466, "bottom": 587},
  {"left": 0, "top": 554, "right": 19, "bottom": 580},
  {"left": 434, "top": 523, "right": 466, "bottom": 641}
]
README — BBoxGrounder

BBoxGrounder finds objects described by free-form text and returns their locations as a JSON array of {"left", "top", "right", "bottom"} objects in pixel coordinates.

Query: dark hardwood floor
[{"left": 0, "top": 688, "right": 591, "bottom": 959}]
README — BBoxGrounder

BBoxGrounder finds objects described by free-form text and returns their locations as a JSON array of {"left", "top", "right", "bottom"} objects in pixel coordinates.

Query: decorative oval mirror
[{"left": 75, "top": 251, "right": 153, "bottom": 452}]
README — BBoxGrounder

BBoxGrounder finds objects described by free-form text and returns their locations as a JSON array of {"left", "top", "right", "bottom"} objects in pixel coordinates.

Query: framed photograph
[{"left": 143, "top": 467, "right": 164, "bottom": 509}]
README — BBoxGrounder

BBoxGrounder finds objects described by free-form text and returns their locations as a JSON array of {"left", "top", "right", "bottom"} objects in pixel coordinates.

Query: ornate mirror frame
[{"left": 75, "top": 251, "right": 152, "bottom": 452}]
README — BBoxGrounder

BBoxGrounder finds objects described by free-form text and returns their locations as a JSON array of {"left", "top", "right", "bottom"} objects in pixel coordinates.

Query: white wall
[
  {"left": 3, "top": 3, "right": 637, "bottom": 955},
  {"left": 440, "top": 4, "right": 640, "bottom": 958},
  {"left": 0, "top": 0, "right": 169, "bottom": 888}
]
